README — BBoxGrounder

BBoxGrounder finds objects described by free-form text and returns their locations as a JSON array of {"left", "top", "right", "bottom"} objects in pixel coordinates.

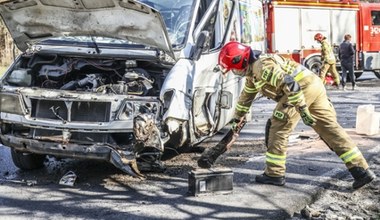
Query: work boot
[
  {"left": 255, "top": 173, "right": 285, "bottom": 186},
  {"left": 349, "top": 167, "right": 376, "bottom": 189}
]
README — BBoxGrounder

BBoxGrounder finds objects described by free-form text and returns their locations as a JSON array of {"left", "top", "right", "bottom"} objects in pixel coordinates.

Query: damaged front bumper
[
  {"left": 0, "top": 134, "right": 144, "bottom": 177},
  {"left": 0, "top": 88, "right": 166, "bottom": 177}
]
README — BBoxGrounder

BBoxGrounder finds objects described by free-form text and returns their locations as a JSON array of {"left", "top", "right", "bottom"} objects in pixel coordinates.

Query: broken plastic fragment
[{"left": 59, "top": 171, "right": 77, "bottom": 186}]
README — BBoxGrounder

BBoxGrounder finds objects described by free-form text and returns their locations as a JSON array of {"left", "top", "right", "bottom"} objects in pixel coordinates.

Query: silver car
[{"left": 0, "top": 0, "right": 256, "bottom": 176}]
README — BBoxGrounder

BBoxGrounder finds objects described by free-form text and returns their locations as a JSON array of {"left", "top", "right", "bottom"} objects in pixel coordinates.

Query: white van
[{"left": 0, "top": 0, "right": 264, "bottom": 176}]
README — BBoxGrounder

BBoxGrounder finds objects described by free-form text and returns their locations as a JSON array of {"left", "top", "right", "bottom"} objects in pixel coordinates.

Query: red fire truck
[{"left": 263, "top": 0, "right": 380, "bottom": 79}]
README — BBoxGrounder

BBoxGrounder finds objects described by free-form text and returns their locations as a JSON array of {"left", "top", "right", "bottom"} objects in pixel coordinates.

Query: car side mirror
[{"left": 190, "top": 31, "right": 209, "bottom": 61}]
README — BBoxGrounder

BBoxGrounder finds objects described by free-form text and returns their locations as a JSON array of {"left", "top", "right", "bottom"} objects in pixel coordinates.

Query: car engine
[{"left": 6, "top": 54, "right": 167, "bottom": 97}]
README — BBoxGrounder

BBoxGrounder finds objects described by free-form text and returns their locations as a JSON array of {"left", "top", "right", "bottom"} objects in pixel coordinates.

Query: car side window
[{"left": 195, "top": 0, "right": 234, "bottom": 52}]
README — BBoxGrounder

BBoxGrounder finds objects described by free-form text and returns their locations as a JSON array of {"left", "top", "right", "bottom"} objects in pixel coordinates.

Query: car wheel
[
  {"left": 11, "top": 149, "right": 46, "bottom": 170},
  {"left": 373, "top": 70, "right": 380, "bottom": 79},
  {"left": 305, "top": 56, "right": 322, "bottom": 75}
]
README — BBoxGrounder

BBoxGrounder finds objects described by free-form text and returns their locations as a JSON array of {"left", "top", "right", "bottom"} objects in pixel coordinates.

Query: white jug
[{"left": 355, "top": 105, "right": 380, "bottom": 135}]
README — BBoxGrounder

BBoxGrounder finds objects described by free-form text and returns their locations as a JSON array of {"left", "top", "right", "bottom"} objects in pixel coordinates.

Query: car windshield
[{"left": 139, "top": 0, "right": 194, "bottom": 47}]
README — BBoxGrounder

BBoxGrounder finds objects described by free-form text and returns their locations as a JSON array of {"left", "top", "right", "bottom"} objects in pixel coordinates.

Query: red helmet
[
  {"left": 218, "top": 41, "right": 251, "bottom": 71},
  {"left": 314, "top": 33, "right": 324, "bottom": 41}
]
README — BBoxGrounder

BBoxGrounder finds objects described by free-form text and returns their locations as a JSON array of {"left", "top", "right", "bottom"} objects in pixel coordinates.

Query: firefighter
[
  {"left": 314, "top": 33, "right": 340, "bottom": 88},
  {"left": 218, "top": 41, "right": 376, "bottom": 189}
]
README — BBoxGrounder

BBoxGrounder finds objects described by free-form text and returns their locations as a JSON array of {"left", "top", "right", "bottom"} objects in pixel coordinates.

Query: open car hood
[{"left": 0, "top": 0, "right": 174, "bottom": 57}]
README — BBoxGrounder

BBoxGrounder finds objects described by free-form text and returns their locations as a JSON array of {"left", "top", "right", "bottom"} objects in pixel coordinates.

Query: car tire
[
  {"left": 305, "top": 56, "right": 322, "bottom": 75},
  {"left": 11, "top": 149, "right": 46, "bottom": 170}
]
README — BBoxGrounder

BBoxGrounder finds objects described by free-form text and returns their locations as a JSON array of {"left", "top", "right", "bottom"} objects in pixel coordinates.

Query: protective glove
[
  {"left": 231, "top": 116, "right": 246, "bottom": 133},
  {"left": 298, "top": 105, "right": 316, "bottom": 126}
]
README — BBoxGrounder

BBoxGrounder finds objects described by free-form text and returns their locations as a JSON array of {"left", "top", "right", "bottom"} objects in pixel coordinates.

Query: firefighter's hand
[
  {"left": 299, "top": 105, "right": 316, "bottom": 126},
  {"left": 231, "top": 116, "right": 246, "bottom": 133}
]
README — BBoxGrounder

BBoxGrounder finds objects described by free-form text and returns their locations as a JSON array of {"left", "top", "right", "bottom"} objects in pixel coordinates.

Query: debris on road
[
  {"left": 59, "top": 171, "right": 77, "bottom": 186},
  {"left": 0, "top": 178, "right": 37, "bottom": 186}
]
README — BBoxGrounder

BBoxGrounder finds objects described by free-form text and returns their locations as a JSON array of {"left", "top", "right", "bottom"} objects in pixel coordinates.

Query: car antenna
[{"left": 90, "top": 35, "right": 100, "bottom": 54}]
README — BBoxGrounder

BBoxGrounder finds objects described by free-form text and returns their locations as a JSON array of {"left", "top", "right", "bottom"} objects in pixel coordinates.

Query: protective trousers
[
  {"left": 265, "top": 74, "right": 368, "bottom": 177},
  {"left": 319, "top": 62, "right": 340, "bottom": 85}
]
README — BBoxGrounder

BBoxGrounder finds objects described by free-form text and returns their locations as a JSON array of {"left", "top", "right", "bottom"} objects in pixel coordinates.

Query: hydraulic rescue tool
[{"left": 197, "top": 117, "right": 247, "bottom": 168}]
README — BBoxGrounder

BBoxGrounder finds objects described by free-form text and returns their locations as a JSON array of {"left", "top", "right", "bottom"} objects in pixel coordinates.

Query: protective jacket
[
  {"left": 321, "top": 39, "right": 336, "bottom": 64},
  {"left": 319, "top": 39, "right": 340, "bottom": 85},
  {"left": 235, "top": 54, "right": 309, "bottom": 118},
  {"left": 234, "top": 54, "right": 368, "bottom": 177}
]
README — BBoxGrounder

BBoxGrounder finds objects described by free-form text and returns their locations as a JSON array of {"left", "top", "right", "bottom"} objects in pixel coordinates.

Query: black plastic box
[{"left": 188, "top": 167, "right": 233, "bottom": 196}]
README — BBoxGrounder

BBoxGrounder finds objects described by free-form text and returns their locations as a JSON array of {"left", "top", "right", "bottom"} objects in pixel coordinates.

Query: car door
[{"left": 191, "top": 0, "right": 239, "bottom": 138}]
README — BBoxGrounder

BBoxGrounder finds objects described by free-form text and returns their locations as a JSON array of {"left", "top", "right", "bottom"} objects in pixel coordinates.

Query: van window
[
  {"left": 197, "top": 0, "right": 234, "bottom": 51},
  {"left": 371, "top": 11, "right": 380, "bottom": 25},
  {"left": 197, "top": 3, "right": 218, "bottom": 51},
  {"left": 215, "top": 0, "right": 235, "bottom": 48}
]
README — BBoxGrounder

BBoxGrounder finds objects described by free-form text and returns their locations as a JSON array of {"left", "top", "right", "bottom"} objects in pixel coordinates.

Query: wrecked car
[{"left": 0, "top": 0, "right": 265, "bottom": 176}]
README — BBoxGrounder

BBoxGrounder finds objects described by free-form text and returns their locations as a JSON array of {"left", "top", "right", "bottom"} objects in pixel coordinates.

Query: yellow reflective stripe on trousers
[
  {"left": 339, "top": 147, "right": 362, "bottom": 163},
  {"left": 236, "top": 103, "right": 250, "bottom": 112},
  {"left": 266, "top": 152, "right": 286, "bottom": 165}
]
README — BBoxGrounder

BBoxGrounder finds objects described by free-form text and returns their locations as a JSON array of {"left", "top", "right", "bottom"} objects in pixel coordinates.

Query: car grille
[
  {"left": 31, "top": 99, "right": 111, "bottom": 122},
  {"left": 30, "top": 128, "right": 109, "bottom": 143}
]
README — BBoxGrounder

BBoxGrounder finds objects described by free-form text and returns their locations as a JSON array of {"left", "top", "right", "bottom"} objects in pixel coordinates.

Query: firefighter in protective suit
[
  {"left": 314, "top": 33, "right": 340, "bottom": 88},
  {"left": 218, "top": 41, "right": 376, "bottom": 189}
]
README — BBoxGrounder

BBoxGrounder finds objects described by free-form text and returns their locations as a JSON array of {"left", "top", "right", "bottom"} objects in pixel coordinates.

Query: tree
[{"left": 0, "top": 19, "right": 18, "bottom": 67}]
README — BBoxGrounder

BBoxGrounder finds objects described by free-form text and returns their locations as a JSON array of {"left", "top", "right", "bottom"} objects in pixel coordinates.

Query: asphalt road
[{"left": 0, "top": 72, "right": 379, "bottom": 219}]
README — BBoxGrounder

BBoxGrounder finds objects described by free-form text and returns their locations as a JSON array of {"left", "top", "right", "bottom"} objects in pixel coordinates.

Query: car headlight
[
  {"left": 0, "top": 93, "right": 25, "bottom": 115},
  {"left": 118, "top": 101, "right": 134, "bottom": 121},
  {"left": 118, "top": 101, "right": 160, "bottom": 121}
]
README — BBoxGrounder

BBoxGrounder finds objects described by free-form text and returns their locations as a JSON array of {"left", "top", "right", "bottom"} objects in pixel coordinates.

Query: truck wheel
[
  {"left": 11, "top": 149, "right": 46, "bottom": 170},
  {"left": 373, "top": 70, "right": 380, "bottom": 79},
  {"left": 305, "top": 56, "right": 322, "bottom": 75}
]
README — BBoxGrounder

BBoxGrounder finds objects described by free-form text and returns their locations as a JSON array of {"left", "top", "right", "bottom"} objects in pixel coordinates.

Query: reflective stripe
[
  {"left": 284, "top": 63, "right": 292, "bottom": 73},
  {"left": 244, "top": 85, "right": 258, "bottom": 93},
  {"left": 291, "top": 66, "right": 306, "bottom": 77},
  {"left": 266, "top": 152, "right": 286, "bottom": 165},
  {"left": 294, "top": 71, "right": 312, "bottom": 82},
  {"left": 288, "top": 91, "right": 304, "bottom": 104},
  {"left": 236, "top": 103, "right": 250, "bottom": 112},
  {"left": 340, "top": 147, "right": 362, "bottom": 163},
  {"left": 270, "top": 69, "right": 281, "bottom": 86},
  {"left": 254, "top": 80, "right": 266, "bottom": 89}
]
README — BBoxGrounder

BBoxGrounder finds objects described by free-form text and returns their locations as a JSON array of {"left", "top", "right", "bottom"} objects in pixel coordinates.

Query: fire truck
[{"left": 263, "top": 0, "right": 380, "bottom": 79}]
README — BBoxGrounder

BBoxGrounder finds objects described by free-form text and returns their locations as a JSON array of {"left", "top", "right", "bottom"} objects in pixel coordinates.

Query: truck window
[{"left": 371, "top": 11, "right": 380, "bottom": 25}]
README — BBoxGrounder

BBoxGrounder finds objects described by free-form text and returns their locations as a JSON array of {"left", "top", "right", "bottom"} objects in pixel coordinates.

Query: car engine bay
[{"left": 6, "top": 53, "right": 170, "bottom": 97}]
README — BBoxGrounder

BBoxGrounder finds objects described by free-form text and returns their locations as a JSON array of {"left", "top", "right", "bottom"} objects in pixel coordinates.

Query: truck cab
[{"left": 359, "top": 2, "right": 380, "bottom": 78}]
